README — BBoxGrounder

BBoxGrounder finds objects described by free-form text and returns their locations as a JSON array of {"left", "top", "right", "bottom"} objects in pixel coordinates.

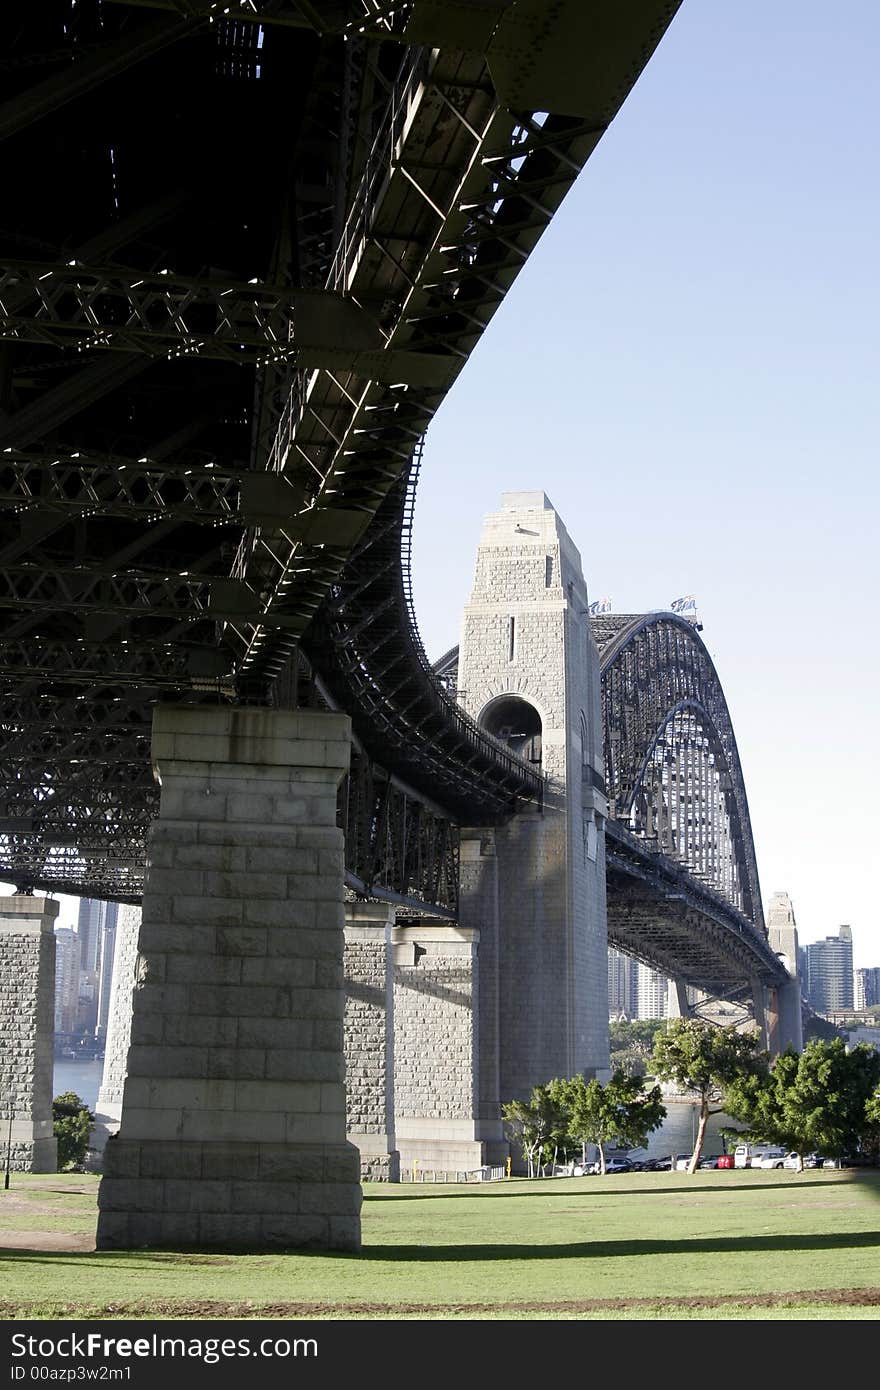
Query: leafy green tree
[
  {"left": 609, "top": 1019, "right": 665, "bottom": 1079},
  {"left": 52, "top": 1091, "right": 93, "bottom": 1171},
  {"left": 726, "top": 1040, "right": 880, "bottom": 1168},
  {"left": 549, "top": 1071, "right": 666, "bottom": 1174},
  {"left": 651, "top": 1020, "right": 765, "bottom": 1173},
  {"left": 501, "top": 1086, "right": 568, "bottom": 1177},
  {"left": 864, "top": 1086, "right": 880, "bottom": 1164}
]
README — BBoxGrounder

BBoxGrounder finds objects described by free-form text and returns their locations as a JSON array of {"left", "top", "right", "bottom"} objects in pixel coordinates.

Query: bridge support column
[
  {"left": 392, "top": 921, "right": 483, "bottom": 1173},
  {"left": 766, "top": 893, "right": 803, "bottom": 1052},
  {"left": 96, "top": 705, "right": 362, "bottom": 1251},
  {"left": 667, "top": 979, "right": 693, "bottom": 1019},
  {"left": 0, "top": 895, "right": 58, "bottom": 1173},
  {"left": 460, "top": 830, "right": 508, "bottom": 1162},
  {"left": 88, "top": 904, "right": 141, "bottom": 1170},
  {"left": 344, "top": 902, "right": 398, "bottom": 1181},
  {"left": 751, "top": 978, "right": 770, "bottom": 1053}
]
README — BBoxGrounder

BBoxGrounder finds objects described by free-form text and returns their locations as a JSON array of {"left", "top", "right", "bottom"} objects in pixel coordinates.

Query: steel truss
[
  {"left": 594, "top": 612, "right": 762, "bottom": 925},
  {"left": 0, "top": 4, "right": 682, "bottom": 907}
]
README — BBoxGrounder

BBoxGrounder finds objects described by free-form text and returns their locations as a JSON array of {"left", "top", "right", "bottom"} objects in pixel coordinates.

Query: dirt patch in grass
[
  {"left": 3, "top": 1288, "right": 880, "bottom": 1319},
  {"left": 0, "top": 1232, "right": 93, "bottom": 1252}
]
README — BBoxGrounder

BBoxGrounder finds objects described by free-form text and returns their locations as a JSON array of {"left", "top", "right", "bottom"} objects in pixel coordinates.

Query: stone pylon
[
  {"left": 765, "top": 891, "right": 804, "bottom": 1052},
  {"left": 456, "top": 491, "right": 610, "bottom": 1108},
  {"left": 88, "top": 903, "right": 142, "bottom": 1171},
  {"left": 96, "top": 705, "right": 362, "bottom": 1251},
  {"left": 0, "top": 895, "right": 58, "bottom": 1172}
]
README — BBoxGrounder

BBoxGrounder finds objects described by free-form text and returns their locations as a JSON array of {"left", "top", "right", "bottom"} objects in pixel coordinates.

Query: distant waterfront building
[
  {"left": 608, "top": 948, "right": 638, "bottom": 1017},
  {"left": 854, "top": 967, "right": 880, "bottom": 1011},
  {"left": 802, "top": 925, "right": 854, "bottom": 1013},
  {"left": 636, "top": 962, "right": 669, "bottom": 1019}
]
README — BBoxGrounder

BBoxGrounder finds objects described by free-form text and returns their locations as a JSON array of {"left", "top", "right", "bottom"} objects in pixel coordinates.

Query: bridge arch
[{"left": 594, "top": 612, "right": 763, "bottom": 927}]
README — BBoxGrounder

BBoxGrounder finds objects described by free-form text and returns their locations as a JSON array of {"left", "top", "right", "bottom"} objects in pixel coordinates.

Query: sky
[
  {"left": 408, "top": 0, "right": 880, "bottom": 967},
  {"left": 15, "top": 2, "right": 880, "bottom": 968}
]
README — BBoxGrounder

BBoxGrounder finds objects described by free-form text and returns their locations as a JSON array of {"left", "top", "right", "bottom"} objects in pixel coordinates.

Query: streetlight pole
[{"left": 4, "top": 1108, "right": 13, "bottom": 1190}]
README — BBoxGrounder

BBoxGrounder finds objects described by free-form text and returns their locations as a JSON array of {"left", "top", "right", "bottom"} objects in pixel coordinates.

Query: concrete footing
[{"left": 96, "top": 705, "right": 362, "bottom": 1251}]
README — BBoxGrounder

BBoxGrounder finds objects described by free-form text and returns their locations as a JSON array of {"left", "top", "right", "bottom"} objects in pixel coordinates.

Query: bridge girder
[{"left": 0, "top": 3, "right": 683, "bottom": 907}]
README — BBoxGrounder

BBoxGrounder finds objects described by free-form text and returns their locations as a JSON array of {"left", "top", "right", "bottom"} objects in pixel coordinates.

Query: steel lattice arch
[{"left": 592, "top": 612, "right": 784, "bottom": 993}]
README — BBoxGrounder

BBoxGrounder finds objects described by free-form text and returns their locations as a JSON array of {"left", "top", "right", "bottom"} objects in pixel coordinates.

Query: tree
[
  {"left": 726, "top": 1040, "right": 880, "bottom": 1168},
  {"left": 52, "top": 1092, "right": 93, "bottom": 1171},
  {"left": 549, "top": 1071, "right": 666, "bottom": 1174},
  {"left": 651, "top": 1019, "right": 765, "bottom": 1173},
  {"left": 609, "top": 1019, "right": 665, "bottom": 1079},
  {"left": 501, "top": 1086, "right": 568, "bottom": 1177}
]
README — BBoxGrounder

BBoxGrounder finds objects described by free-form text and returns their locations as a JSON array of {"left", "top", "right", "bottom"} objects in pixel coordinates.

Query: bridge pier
[
  {"left": 457, "top": 492, "right": 610, "bottom": 1101},
  {"left": 88, "top": 904, "right": 141, "bottom": 1170},
  {"left": 96, "top": 705, "right": 362, "bottom": 1251},
  {"left": 343, "top": 902, "right": 398, "bottom": 1181},
  {"left": 392, "top": 921, "right": 483, "bottom": 1173},
  {"left": 0, "top": 895, "right": 57, "bottom": 1173},
  {"left": 766, "top": 893, "right": 804, "bottom": 1052}
]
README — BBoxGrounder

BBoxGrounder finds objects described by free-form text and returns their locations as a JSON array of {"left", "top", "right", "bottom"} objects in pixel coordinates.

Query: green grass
[{"left": 2, "top": 1168, "right": 880, "bottom": 1319}]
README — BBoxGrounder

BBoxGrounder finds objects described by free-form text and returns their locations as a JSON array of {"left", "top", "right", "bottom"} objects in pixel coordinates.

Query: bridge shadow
[
  {"left": 1, "top": 1228, "right": 878, "bottom": 1265},
  {"left": 366, "top": 1177, "right": 850, "bottom": 1201}
]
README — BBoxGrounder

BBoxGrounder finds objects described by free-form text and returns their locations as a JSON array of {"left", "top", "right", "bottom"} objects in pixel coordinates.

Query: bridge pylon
[{"left": 456, "top": 492, "right": 611, "bottom": 1116}]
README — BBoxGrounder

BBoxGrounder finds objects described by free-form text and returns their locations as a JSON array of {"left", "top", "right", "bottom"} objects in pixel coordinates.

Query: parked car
[
  {"left": 716, "top": 1155, "right": 735, "bottom": 1169},
  {"left": 588, "top": 1156, "right": 633, "bottom": 1174},
  {"left": 698, "top": 1156, "right": 722, "bottom": 1169},
  {"left": 733, "top": 1143, "right": 787, "bottom": 1168},
  {"left": 781, "top": 1152, "right": 824, "bottom": 1170},
  {"left": 754, "top": 1148, "right": 788, "bottom": 1168}
]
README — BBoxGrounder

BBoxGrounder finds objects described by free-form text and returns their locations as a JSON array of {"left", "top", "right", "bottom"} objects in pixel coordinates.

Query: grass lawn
[{"left": 1, "top": 1168, "right": 879, "bottom": 1320}]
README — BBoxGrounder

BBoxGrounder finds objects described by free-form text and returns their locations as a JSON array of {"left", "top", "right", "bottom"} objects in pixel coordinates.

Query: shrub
[{"left": 52, "top": 1092, "right": 93, "bottom": 1171}]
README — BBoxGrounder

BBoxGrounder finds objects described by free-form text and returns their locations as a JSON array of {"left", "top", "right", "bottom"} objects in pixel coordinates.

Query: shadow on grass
[
  {"left": 366, "top": 1177, "right": 860, "bottom": 1201},
  {"left": 1, "top": 1230, "right": 879, "bottom": 1265}
]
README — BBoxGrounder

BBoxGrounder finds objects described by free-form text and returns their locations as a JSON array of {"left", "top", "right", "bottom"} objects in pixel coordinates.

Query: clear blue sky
[
  {"left": 22, "top": 3, "right": 880, "bottom": 970},
  {"left": 410, "top": 0, "right": 880, "bottom": 967}
]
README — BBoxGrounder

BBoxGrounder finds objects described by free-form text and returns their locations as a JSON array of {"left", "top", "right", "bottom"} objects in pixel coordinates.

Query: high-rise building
[
  {"left": 53, "top": 926, "right": 80, "bottom": 1036},
  {"left": 608, "top": 948, "right": 638, "bottom": 1017},
  {"left": 802, "top": 926, "right": 854, "bottom": 1013},
  {"left": 75, "top": 897, "right": 119, "bottom": 1037},
  {"left": 854, "top": 966, "right": 880, "bottom": 1011},
  {"left": 636, "top": 963, "right": 669, "bottom": 1019}
]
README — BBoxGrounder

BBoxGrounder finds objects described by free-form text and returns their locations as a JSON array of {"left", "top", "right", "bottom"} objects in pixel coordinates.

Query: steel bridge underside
[
  {"left": 605, "top": 820, "right": 786, "bottom": 993},
  {"left": 0, "top": 2, "right": 682, "bottom": 909}
]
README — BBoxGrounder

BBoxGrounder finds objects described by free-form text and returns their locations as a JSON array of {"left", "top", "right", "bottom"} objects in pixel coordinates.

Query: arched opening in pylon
[{"left": 479, "top": 695, "right": 542, "bottom": 766}]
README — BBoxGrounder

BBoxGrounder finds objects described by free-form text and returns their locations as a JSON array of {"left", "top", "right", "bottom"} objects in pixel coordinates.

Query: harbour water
[{"left": 52, "top": 1059, "right": 103, "bottom": 1111}]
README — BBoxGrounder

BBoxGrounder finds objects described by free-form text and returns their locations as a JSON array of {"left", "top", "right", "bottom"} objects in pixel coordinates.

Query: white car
[
  {"left": 754, "top": 1149, "right": 787, "bottom": 1168},
  {"left": 781, "top": 1152, "right": 825, "bottom": 1170}
]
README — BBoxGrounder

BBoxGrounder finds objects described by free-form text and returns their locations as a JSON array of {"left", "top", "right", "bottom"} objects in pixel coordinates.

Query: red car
[{"left": 716, "top": 1155, "right": 734, "bottom": 1169}]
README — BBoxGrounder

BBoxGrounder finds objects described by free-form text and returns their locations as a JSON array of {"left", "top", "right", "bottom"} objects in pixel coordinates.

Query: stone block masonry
[
  {"left": 457, "top": 491, "right": 610, "bottom": 1101},
  {"left": 393, "top": 923, "right": 483, "bottom": 1171},
  {"left": 96, "top": 705, "right": 362, "bottom": 1252},
  {"left": 344, "top": 903, "right": 398, "bottom": 1180},
  {"left": 0, "top": 895, "right": 58, "bottom": 1172},
  {"left": 88, "top": 903, "right": 142, "bottom": 1169}
]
